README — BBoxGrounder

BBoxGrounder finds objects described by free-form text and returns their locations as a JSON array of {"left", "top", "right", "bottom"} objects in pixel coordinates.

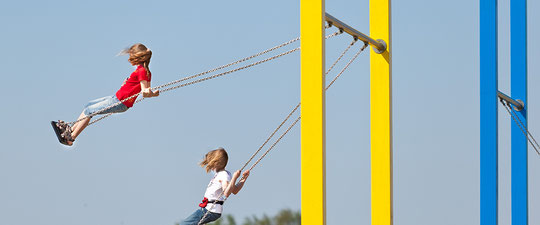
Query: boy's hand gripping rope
[{"left": 197, "top": 40, "right": 368, "bottom": 225}]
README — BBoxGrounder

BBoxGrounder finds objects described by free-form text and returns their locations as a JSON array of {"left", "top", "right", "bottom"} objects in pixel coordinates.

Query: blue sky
[{"left": 1, "top": 0, "right": 539, "bottom": 225}]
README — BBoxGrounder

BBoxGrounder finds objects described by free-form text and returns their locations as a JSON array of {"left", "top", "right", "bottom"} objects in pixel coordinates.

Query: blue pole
[
  {"left": 480, "top": 0, "right": 498, "bottom": 224},
  {"left": 511, "top": 0, "right": 528, "bottom": 224}
]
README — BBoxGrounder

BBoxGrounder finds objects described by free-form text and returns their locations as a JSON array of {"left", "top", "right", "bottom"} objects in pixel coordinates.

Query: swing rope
[
  {"left": 246, "top": 40, "right": 369, "bottom": 172},
  {"left": 239, "top": 38, "right": 361, "bottom": 172},
  {"left": 73, "top": 31, "right": 342, "bottom": 127},
  {"left": 197, "top": 40, "right": 369, "bottom": 225},
  {"left": 499, "top": 98, "right": 540, "bottom": 156}
]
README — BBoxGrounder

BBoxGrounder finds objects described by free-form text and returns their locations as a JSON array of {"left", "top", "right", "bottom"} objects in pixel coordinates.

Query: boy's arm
[{"left": 140, "top": 80, "right": 159, "bottom": 97}]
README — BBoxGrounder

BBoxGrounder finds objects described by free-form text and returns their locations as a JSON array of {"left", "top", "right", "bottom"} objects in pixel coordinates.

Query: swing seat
[{"left": 51, "top": 121, "right": 72, "bottom": 146}]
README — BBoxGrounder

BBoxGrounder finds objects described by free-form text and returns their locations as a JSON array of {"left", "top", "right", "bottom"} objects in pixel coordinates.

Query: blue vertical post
[
  {"left": 511, "top": 0, "right": 528, "bottom": 224},
  {"left": 480, "top": 0, "right": 498, "bottom": 224}
]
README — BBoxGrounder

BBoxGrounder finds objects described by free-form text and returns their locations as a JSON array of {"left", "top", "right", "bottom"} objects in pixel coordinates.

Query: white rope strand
[
  {"left": 153, "top": 37, "right": 300, "bottom": 91},
  {"left": 239, "top": 103, "right": 300, "bottom": 171},
  {"left": 249, "top": 116, "right": 301, "bottom": 171},
  {"left": 247, "top": 41, "right": 369, "bottom": 172},
  {"left": 238, "top": 39, "right": 359, "bottom": 170}
]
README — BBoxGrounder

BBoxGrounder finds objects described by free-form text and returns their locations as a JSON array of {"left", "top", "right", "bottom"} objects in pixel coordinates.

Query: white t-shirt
[{"left": 204, "top": 170, "right": 232, "bottom": 213}]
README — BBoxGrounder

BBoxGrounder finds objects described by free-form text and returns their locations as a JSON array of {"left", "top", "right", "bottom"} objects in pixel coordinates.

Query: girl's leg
[
  {"left": 60, "top": 95, "right": 129, "bottom": 145},
  {"left": 179, "top": 208, "right": 205, "bottom": 225},
  {"left": 199, "top": 211, "right": 221, "bottom": 224},
  {"left": 67, "top": 95, "right": 126, "bottom": 145},
  {"left": 69, "top": 111, "right": 91, "bottom": 144}
]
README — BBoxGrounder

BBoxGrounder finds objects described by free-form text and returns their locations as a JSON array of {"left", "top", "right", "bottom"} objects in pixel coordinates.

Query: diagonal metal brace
[
  {"left": 498, "top": 90, "right": 524, "bottom": 111},
  {"left": 325, "top": 13, "right": 387, "bottom": 53}
]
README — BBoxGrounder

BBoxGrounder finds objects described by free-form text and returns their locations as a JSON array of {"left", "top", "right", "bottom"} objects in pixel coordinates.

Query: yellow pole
[
  {"left": 370, "top": 0, "right": 392, "bottom": 224},
  {"left": 300, "top": 0, "right": 326, "bottom": 224}
]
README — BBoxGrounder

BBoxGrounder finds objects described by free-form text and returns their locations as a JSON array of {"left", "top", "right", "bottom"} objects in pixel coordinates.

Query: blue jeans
[
  {"left": 83, "top": 95, "right": 128, "bottom": 116},
  {"left": 180, "top": 208, "right": 221, "bottom": 225}
]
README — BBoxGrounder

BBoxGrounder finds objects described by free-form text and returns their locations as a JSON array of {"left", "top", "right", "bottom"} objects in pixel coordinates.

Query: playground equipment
[
  {"left": 197, "top": 6, "right": 390, "bottom": 223},
  {"left": 56, "top": 0, "right": 540, "bottom": 224},
  {"left": 300, "top": 1, "right": 390, "bottom": 225},
  {"left": 197, "top": 35, "right": 370, "bottom": 225},
  {"left": 480, "top": 0, "right": 535, "bottom": 224}
]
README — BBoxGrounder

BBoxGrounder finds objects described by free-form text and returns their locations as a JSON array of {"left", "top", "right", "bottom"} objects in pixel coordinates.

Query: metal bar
[
  {"left": 497, "top": 91, "right": 524, "bottom": 111},
  {"left": 370, "top": 0, "right": 392, "bottom": 224},
  {"left": 301, "top": 1, "right": 326, "bottom": 225},
  {"left": 480, "top": 0, "right": 498, "bottom": 224},
  {"left": 511, "top": 0, "right": 528, "bottom": 223},
  {"left": 325, "top": 13, "right": 387, "bottom": 53}
]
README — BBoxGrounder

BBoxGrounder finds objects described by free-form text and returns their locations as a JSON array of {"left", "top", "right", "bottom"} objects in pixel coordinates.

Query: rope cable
[
  {"left": 159, "top": 32, "right": 340, "bottom": 94},
  {"left": 510, "top": 108, "right": 540, "bottom": 151},
  {"left": 248, "top": 116, "right": 301, "bottom": 172},
  {"left": 152, "top": 36, "right": 300, "bottom": 91},
  {"left": 248, "top": 41, "right": 369, "bottom": 171},
  {"left": 160, "top": 25, "right": 331, "bottom": 91},
  {"left": 499, "top": 98, "right": 540, "bottom": 156},
  {"left": 239, "top": 39, "right": 360, "bottom": 171},
  {"left": 507, "top": 103, "right": 540, "bottom": 151},
  {"left": 238, "top": 103, "right": 300, "bottom": 171}
]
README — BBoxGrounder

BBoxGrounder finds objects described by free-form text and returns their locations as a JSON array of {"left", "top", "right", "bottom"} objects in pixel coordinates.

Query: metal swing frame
[{"left": 300, "top": 1, "right": 391, "bottom": 224}]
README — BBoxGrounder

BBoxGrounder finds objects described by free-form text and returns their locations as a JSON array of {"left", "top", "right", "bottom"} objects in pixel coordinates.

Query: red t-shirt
[{"left": 115, "top": 65, "right": 151, "bottom": 108}]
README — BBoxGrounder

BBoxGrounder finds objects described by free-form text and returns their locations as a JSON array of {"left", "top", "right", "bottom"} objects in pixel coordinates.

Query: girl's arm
[
  {"left": 222, "top": 170, "right": 250, "bottom": 197},
  {"left": 140, "top": 80, "right": 159, "bottom": 97},
  {"left": 222, "top": 171, "right": 240, "bottom": 197},
  {"left": 231, "top": 170, "right": 250, "bottom": 195}
]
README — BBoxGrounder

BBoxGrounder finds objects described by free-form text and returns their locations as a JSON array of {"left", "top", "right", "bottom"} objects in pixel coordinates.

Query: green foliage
[
  {"left": 225, "top": 215, "right": 237, "bottom": 225},
  {"left": 242, "top": 214, "right": 272, "bottom": 225},
  {"left": 273, "top": 209, "right": 301, "bottom": 225},
  {"left": 213, "top": 215, "right": 236, "bottom": 225}
]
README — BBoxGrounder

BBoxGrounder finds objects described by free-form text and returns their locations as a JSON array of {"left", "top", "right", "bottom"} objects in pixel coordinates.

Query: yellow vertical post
[
  {"left": 300, "top": 0, "right": 326, "bottom": 225},
  {"left": 370, "top": 0, "right": 392, "bottom": 225}
]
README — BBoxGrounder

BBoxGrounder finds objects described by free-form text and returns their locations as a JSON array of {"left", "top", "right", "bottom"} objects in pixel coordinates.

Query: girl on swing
[
  {"left": 180, "top": 148, "right": 250, "bottom": 225},
  {"left": 51, "top": 43, "right": 160, "bottom": 146}
]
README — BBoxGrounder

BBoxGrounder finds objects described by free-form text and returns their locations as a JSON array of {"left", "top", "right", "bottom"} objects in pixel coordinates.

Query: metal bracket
[
  {"left": 514, "top": 99, "right": 525, "bottom": 111},
  {"left": 498, "top": 91, "right": 525, "bottom": 111},
  {"left": 373, "top": 39, "right": 387, "bottom": 54},
  {"left": 325, "top": 13, "right": 387, "bottom": 54}
]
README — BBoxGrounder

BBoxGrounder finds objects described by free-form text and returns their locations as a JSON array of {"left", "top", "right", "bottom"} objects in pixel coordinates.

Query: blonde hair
[
  {"left": 127, "top": 43, "right": 152, "bottom": 79},
  {"left": 199, "top": 148, "right": 229, "bottom": 173}
]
